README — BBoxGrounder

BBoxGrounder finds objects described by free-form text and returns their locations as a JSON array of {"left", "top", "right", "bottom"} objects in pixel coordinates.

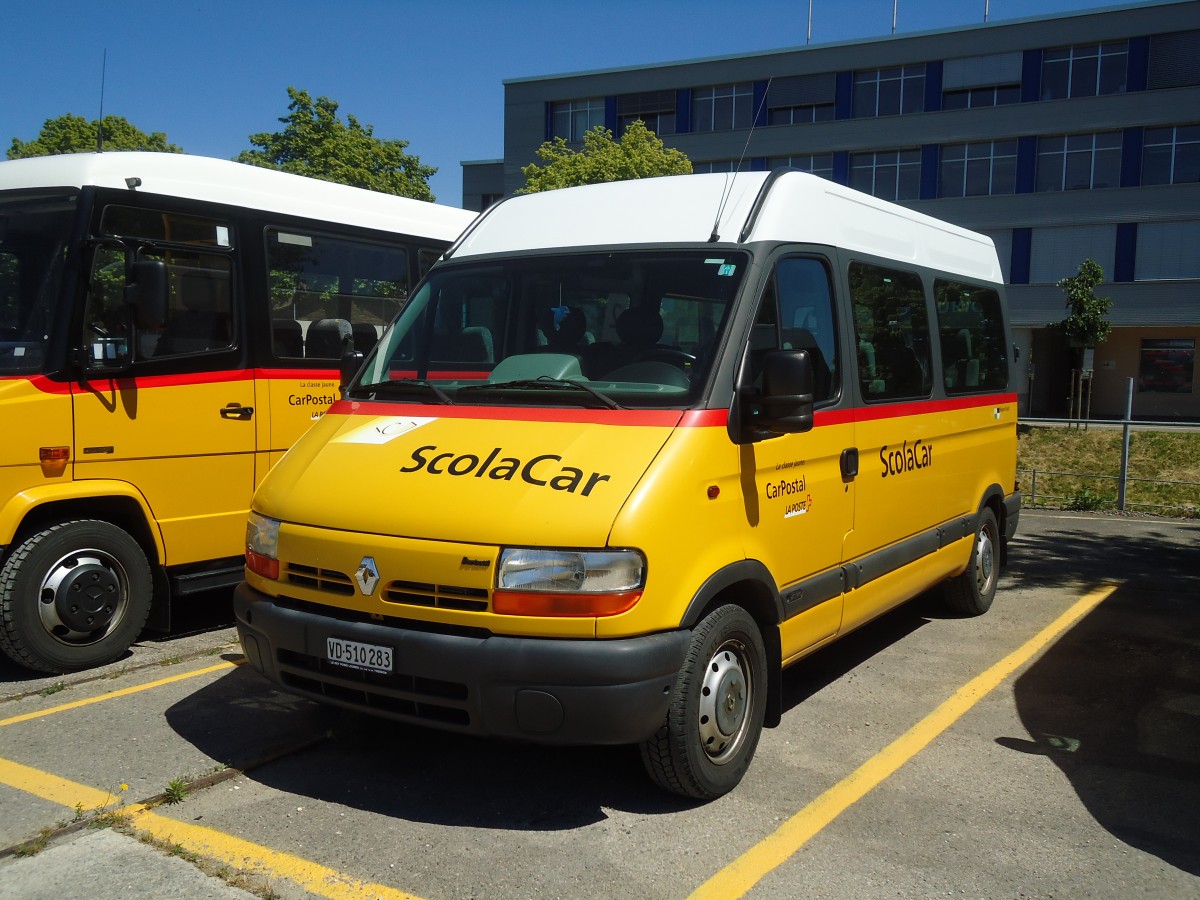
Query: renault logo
[{"left": 355, "top": 557, "right": 380, "bottom": 595}]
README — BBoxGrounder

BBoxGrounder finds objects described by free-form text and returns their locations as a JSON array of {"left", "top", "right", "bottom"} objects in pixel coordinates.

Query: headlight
[
  {"left": 245, "top": 512, "right": 280, "bottom": 579},
  {"left": 494, "top": 548, "right": 645, "bottom": 617}
]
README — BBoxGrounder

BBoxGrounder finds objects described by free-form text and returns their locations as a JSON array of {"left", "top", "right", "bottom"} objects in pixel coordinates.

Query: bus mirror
[
  {"left": 126, "top": 259, "right": 169, "bottom": 329},
  {"left": 729, "top": 348, "right": 815, "bottom": 444},
  {"left": 339, "top": 349, "right": 364, "bottom": 395},
  {"left": 760, "top": 349, "right": 815, "bottom": 435}
]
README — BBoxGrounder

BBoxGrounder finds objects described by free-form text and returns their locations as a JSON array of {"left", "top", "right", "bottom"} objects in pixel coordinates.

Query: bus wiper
[
  {"left": 351, "top": 379, "right": 454, "bottom": 404},
  {"left": 459, "top": 377, "right": 622, "bottom": 409}
]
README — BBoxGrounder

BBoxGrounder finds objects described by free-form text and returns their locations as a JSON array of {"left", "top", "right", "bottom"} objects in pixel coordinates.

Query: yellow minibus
[
  {"left": 0, "top": 152, "right": 474, "bottom": 673},
  {"left": 235, "top": 170, "right": 1021, "bottom": 798}
]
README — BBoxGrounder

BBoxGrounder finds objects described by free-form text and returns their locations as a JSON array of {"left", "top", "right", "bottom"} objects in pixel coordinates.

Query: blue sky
[{"left": 7, "top": 0, "right": 1135, "bottom": 208}]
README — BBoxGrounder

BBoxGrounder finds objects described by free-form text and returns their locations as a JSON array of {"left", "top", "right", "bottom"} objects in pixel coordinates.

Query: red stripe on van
[{"left": 328, "top": 399, "right": 687, "bottom": 427}]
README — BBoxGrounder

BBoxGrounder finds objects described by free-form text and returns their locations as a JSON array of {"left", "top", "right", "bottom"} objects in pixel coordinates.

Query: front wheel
[
  {"left": 943, "top": 507, "right": 1000, "bottom": 616},
  {"left": 640, "top": 605, "right": 768, "bottom": 800},
  {"left": 0, "top": 520, "right": 153, "bottom": 673}
]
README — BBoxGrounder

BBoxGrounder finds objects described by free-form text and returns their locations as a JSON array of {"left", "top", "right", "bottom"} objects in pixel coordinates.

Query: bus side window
[
  {"left": 775, "top": 257, "right": 839, "bottom": 404},
  {"left": 935, "top": 280, "right": 1009, "bottom": 393},
  {"left": 849, "top": 262, "right": 932, "bottom": 401}
]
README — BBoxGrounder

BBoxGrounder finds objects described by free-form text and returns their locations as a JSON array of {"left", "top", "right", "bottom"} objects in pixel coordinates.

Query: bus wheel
[
  {"left": 944, "top": 507, "right": 999, "bottom": 617},
  {"left": 0, "top": 520, "right": 153, "bottom": 674},
  {"left": 640, "top": 604, "right": 767, "bottom": 800}
]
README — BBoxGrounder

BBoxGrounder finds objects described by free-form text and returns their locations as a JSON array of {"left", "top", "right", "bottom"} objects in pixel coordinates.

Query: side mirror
[
  {"left": 125, "top": 259, "right": 169, "bottom": 330},
  {"left": 339, "top": 348, "right": 364, "bottom": 396},
  {"left": 729, "top": 348, "right": 815, "bottom": 444}
]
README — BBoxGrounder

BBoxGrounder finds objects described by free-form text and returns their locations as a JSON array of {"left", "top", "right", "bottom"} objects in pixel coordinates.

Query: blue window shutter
[
  {"left": 835, "top": 71, "right": 854, "bottom": 119},
  {"left": 920, "top": 145, "right": 939, "bottom": 200},
  {"left": 544, "top": 102, "right": 554, "bottom": 142},
  {"left": 832, "top": 151, "right": 850, "bottom": 185},
  {"left": 1127, "top": 36, "right": 1150, "bottom": 93},
  {"left": 1016, "top": 136, "right": 1038, "bottom": 194},
  {"left": 1021, "top": 50, "right": 1042, "bottom": 103},
  {"left": 1010, "top": 228, "right": 1032, "bottom": 285},
  {"left": 605, "top": 97, "right": 617, "bottom": 134},
  {"left": 753, "top": 81, "right": 769, "bottom": 127},
  {"left": 1121, "top": 128, "right": 1143, "bottom": 188},
  {"left": 924, "top": 61, "right": 943, "bottom": 113},
  {"left": 676, "top": 89, "right": 692, "bottom": 134},
  {"left": 1115, "top": 223, "right": 1137, "bottom": 282}
]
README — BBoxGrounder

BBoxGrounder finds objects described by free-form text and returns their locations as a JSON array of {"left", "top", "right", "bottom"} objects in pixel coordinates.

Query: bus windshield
[
  {"left": 352, "top": 249, "right": 748, "bottom": 409},
  {"left": 0, "top": 193, "right": 75, "bottom": 376}
]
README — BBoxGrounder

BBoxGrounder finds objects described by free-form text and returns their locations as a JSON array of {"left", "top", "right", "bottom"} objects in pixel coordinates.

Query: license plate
[{"left": 326, "top": 636, "right": 393, "bottom": 673}]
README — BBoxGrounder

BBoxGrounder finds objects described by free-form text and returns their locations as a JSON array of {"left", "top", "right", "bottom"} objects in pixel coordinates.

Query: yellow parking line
[
  {"left": 689, "top": 582, "right": 1119, "bottom": 900},
  {"left": 0, "top": 754, "right": 424, "bottom": 900},
  {"left": 0, "top": 660, "right": 241, "bottom": 728}
]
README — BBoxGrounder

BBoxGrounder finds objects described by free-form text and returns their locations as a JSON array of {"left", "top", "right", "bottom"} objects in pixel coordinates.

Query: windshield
[
  {"left": 0, "top": 192, "right": 76, "bottom": 376},
  {"left": 352, "top": 250, "right": 749, "bottom": 408}
]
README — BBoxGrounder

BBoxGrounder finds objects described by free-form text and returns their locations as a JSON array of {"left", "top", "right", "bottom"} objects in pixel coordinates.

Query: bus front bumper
[{"left": 233, "top": 583, "right": 689, "bottom": 745}]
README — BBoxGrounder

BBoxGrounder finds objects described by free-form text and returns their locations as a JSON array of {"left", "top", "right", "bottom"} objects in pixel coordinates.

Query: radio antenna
[
  {"left": 708, "top": 76, "right": 773, "bottom": 242},
  {"left": 97, "top": 49, "right": 107, "bottom": 153}
]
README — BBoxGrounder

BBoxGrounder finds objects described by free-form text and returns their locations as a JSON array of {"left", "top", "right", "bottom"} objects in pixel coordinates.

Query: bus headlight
[
  {"left": 494, "top": 548, "right": 645, "bottom": 617},
  {"left": 245, "top": 512, "right": 281, "bottom": 580}
]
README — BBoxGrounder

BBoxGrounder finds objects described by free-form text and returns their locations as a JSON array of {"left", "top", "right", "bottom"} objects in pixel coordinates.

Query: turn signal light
[
  {"left": 492, "top": 590, "right": 641, "bottom": 617},
  {"left": 245, "top": 548, "right": 280, "bottom": 580}
]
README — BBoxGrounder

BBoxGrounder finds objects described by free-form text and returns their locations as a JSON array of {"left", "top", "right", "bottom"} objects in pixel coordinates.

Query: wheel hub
[
  {"left": 39, "top": 552, "right": 127, "bottom": 641},
  {"left": 698, "top": 643, "right": 749, "bottom": 764},
  {"left": 977, "top": 529, "right": 995, "bottom": 593}
]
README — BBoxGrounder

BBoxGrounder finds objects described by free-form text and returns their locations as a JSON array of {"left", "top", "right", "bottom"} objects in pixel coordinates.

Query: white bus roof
[
  {"left": 0, "top": 152, "right": 476, "bottom": 242},
  {"left": 453, "top": 171, "right": 1003, "bottom": 284}
]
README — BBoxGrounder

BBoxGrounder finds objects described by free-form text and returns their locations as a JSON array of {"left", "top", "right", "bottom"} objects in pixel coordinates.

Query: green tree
[
  {"left": 8, "top": 114, "right": 182, "bottom": 159},
  {"left": 518, "top": 120, "right": 692, "bottom": 194},
  {"left": 236, "top": 87, "right": 436, "bottom": 201},
  {"left": 1055, "top": 258, "right": 1113, "bottom": 348}
]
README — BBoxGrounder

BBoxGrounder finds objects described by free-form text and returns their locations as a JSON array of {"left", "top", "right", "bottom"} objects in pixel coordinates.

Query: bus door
[
  {"left": 73, "top": 205, "right": 255, "bottom": 568},
  {"left": 745, "top": 255, "right": 853, "bottom": 662}
]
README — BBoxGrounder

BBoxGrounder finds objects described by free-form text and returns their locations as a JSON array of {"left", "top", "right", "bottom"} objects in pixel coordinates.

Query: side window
[
  {"left": 849, "top": 262, "right": 932, "bottom": 401},
  {"left": 935, "top": 280, "right": 1009, "bottom": 392},
  {"left": 775, "top": 257, "right": 839, "bottom": 403},
  {"left": 266, "top": 229, "right": 411, "bottom": 362},
  {"left": 748, "top": 256, "right": 839, "bottom": 404},
  {"left": 88, "top": 205, "right": 236, "bottom": 363}
]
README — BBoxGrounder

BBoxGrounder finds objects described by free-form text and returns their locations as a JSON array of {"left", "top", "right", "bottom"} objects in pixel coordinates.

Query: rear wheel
[
  {"left": 0, "top": 520, "right": 153, "bottom": 673},
  {"left": 640, "top": 604, "right": 768, "bottom": 800},
  {"left": 944, "top": 507, "right": 999, "bottom": 616}
]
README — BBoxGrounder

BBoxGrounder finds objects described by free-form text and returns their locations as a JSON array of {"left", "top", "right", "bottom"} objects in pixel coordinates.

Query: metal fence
[{"left": 1019, "top": 391, "right": 1200, "bottom": 517}]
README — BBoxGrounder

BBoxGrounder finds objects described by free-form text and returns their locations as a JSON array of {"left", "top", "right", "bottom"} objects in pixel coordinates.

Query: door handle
[
  {"left": 841, "top": 448, "right": 859, "bottom": 480},
  {"left": 220, "top": 403, "right": 255, "bottom": 420}
]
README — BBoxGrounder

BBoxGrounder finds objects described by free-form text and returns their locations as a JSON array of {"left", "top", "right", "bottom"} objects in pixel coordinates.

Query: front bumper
[{"left": 234, "top": 583, "right": 690, "bottom": 745}]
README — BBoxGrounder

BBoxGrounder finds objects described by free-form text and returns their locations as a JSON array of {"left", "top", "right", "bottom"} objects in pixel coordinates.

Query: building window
[
  {"left": 768, "top": 103, "right": 835, "bottom": 125},
  {"left": 939, "top": 140, "right": 1017, "bottom": 197},
  {"left": 1041, "top": 42, "right": 1128, "bottom": 100},
  {"left": 1134, "top": 221, "right": 1200, "bottom": 280},
  {"left": 617, "top": 91, "right": 676, "bottom": 136},
  {"left": 1028, "top": 224, "right": 1116, "bottom": 283},
  {"left": 853, "top": 65, "right": 925, "bottom": 117},
  {"left": 1138, "top": 339, "right": 1195, "bottom": 394},
  {"left": 771, "top": 154, "right": 835, "bottom": 181},
  {"left": 942, "top": 84, "right": 1021, "bottom": 110},
  {"left": 692, "top": 160, "right": 740, "bottom": 174},
  {"left": 1142, "top": 124, "right": 1200, "bottom": 186},
  {"left": 849, "top": 149, "right": 922, "bottom": 202},
  {"left": 691, "top": 83, "right": 754, "bottom": 132},
  {"left": 1036, "top": 132, "right": 1122, "bottom": 192},
  {"left": 551, "top": 98, "right": 605, "bottom": 142}
]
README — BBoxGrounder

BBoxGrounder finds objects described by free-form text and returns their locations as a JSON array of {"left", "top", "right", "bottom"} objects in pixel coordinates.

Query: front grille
[
  {"left": 285, "top": 563, "right": 354, "bottom": 596},
  {"left": 384, "top": 580, "right": 489, "bottom": 612},
  {"left": 277, "top": 648, "right": 470, "bottom": 727}
]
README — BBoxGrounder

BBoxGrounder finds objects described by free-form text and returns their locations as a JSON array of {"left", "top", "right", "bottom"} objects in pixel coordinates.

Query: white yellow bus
[
  {"left": 234, "top": 170, "right": 1021, "bottom": 799},
  {"left": 0, "top": 152, "right": 475, "bottom": 673}
]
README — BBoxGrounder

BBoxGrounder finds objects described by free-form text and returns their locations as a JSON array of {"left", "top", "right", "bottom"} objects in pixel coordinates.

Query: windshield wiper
[
  {"left": 350, "top": 378, "right": 454, "bottom": 404},
  {"left": 459, "top": 377, "right": 622, "bottom": 409}
]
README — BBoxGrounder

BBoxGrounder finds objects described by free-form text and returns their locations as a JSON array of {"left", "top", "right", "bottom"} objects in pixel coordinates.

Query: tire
[
  {"left": 943, "top": 507, "right": 1000, "bottom": 616},
  {"left": 640, "top": 604, "right": 768, "bottom": 800},
  {"left": 0, "top": 520, "right": 153, "bottom": 674}
]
